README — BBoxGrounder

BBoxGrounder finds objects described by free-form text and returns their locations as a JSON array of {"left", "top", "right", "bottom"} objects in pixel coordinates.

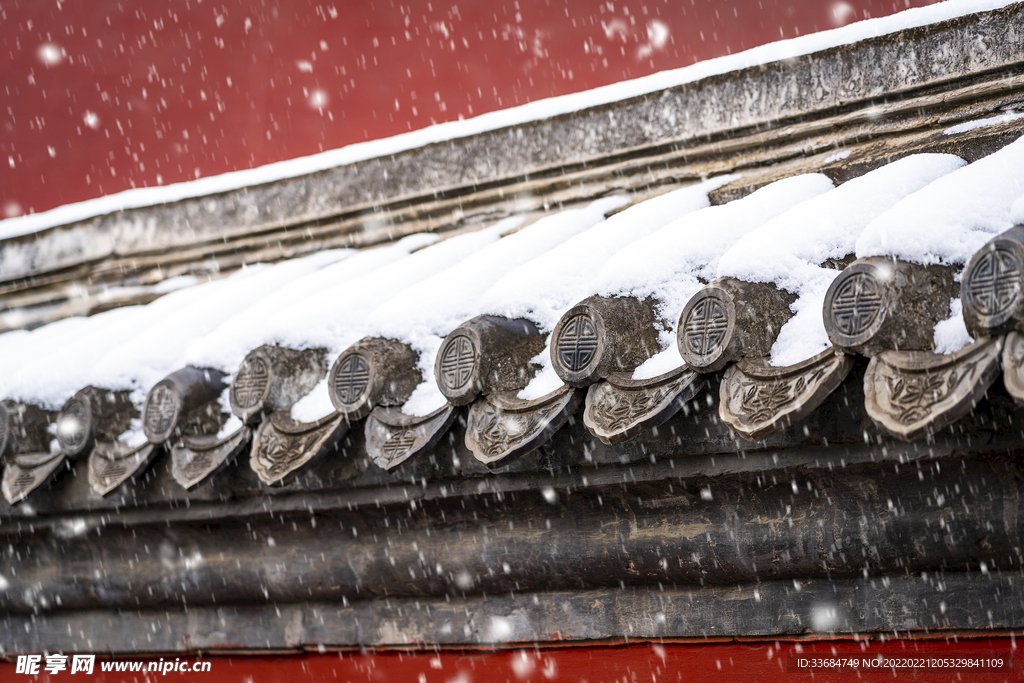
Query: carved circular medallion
[
  {"left": 829, "top": 271, "right": 883, "bottom": 337},
  {"left": 0, "top": 403, "right": 9, "bottom": 458},
  {"left": 57, "top": 397, "right": 91, "bottom": 455},
  {"left": 964, "top": 246, "right": 1022, "bottom": 317},
  {"left": 332, "top": 352, "right": 371, "bottom": 405},
  {"left": 555, "top": 313, "right": 599, "bottom": 372},
  {"left": 232, "top": 356, "right": 271, "bottom": 410},
  {"left": 143, "top": 381, "right": 179, "bottom": 443},
  {"left": 682, "top": 295, "right": 729, "bottom": 358},
  {"left": 439, "top": 334, "right": 477, "bottom": 391}
]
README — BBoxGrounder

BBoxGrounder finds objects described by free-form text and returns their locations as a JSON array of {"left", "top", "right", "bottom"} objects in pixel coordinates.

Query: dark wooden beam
[{"left": 3, "top": 572, "right": 1021, "bottom": 654}]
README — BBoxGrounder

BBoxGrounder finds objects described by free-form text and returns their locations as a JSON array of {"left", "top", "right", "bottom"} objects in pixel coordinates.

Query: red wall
[
  {"left": 1, "top": 0, "right": 942, "bottom": 219},
  {"left": 2, "top": 638, "right": 1020, "bottom": 682}
]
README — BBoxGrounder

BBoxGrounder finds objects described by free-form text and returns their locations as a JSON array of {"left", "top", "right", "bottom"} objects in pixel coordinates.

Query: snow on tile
[
  {"left": 281, "top": 223, "right": 526, "bottom": 420},
  {"left": 297, "top": 214, "right": 563, "bottom": 420},
  {"left": 720, "top": 155, "right": 966, "bottom": 292},
  {"left": 298, "top": 198, "right": 632, "bottom": 418},
  {"left": 185, "top": 233, "right": 437, "bottom": 373},
  {"left": 367, "top": 203, "right": 620, "bottom": 417},
  {"left": 270, "top": 226, "right": 511, "bottom": 356},
  {"left": 480, "top": 187, "right": 719, "bottom": 329},
  {"left": 488, "top": 181, "right": 728, "bottom": 400},
  {"left": 0, "top": 250, "right": 351, "bottom": 408},
  {"left": 1013, "top": 194, "right": 1024, "bottom": 225},
  {"left": 943, "top": 111, "right": 1024, "bottom": 135},
  {"left": 934, "top": 299, "right": 974, "bottom": 354},
  {"left": 89, "top": 250, "right": 352, "bottom": 400},
  {"left": 857, "top": 135, "right": 1024, "bottom": 265},
  {"left": 0, "top": 0, "right": 1011, "bottom": 241},
  {"left": 823, "top": 150, "right": 852, "bottom": 163},
  {"left": 717, "top": 154, "right": 966, "bottom": 365},
  {"left": 590, "top": 174, "right": 835, "bottom": 379},
  {"left": 0, "top": 306, "right": 162, "bottom": 409},
  {"left": 288, "top": 377, "right": 340, "bottom": 423},
  {"left": 854, "top": 137, "right": 1024, "bottom": 356}
]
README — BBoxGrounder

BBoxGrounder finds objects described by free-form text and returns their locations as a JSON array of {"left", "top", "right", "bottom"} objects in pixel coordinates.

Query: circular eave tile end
[
  {"left": 962, "top": 240, "right": 1024, "bottom": 333},
  {"left": 677, "top": 286, "right": 735, "bottom": 372},
  {"left": 143, "top": 380, "right": 180, "bottom": 444},
  {"left": 329, "top": 350, "right": 377, "bottom": 419},
  {"left": 824, "top": 263, "right": 888, "bottom": 349},
  {"left": 552, "top": 305, "right": 605, "bottom": 386},
  {"left": 435, "top": 332, "right": 481, "bottom": 405},
  {"left": 230, "top": 349, "right": 273, "bottom": 422},
  {"left": 57, "top": 396, "right": 93, "bottom": 457}
]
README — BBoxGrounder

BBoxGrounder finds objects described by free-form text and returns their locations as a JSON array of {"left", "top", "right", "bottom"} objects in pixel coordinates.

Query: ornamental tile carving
[
  {"left": 1002, "top": 331, "right": 1024, "bottom": 404},
  {"left": 365, "top": 404, "right": 457, "bottom": 471},
  {"left": 864, "top": 338, "right": 1002, "bottom": 442},
  {"left": 966, "top": 247, "right": 1022, "bottom": 317},
  {"left": 333, "top": 352, "right": 371, "bottom": 405},
  {"left": 2, "top": 450, "right": 65, "bottom": 504},
  {"left": 232, "top": 355, "right": 271, "bottom": 410},
  {"left": 719, "top": 347, "right": 853, "bottom": 442},
  {"left": 555, "top": 313, "right": 599, "bottom": 372},
  {"left": 583, "top": 365, "right": 704, "bottom": 445},
  {"left": 88, "top": 441, "right": 158, "bottom": 496},
  {"left": 962, "top": 227, "right": 1024, "bottom": 337},
  {"left": 250, "top": 411, "right": 348, "bottom": 485},
  {"left": 142, "top": 382, "right": 179, "bottom": 443},
  {"left": 678, "top": 279, "right": 794, "bottom": 372},
  {"left": 465, "top": 386, "right": 580, "bottom": 468},
  {"left": 682, "top": 295, "right": 729, "bottom": 359},
  {"left": 829, "top": 271, "right": 884, "bottom": 337},
  {"left": 438, "top": 335, "right": 476, "bottom": 391},
  {"left": 171, "top": 426, "right": 252, "bottom": 489},
  {"left": 551, "top": 297, "right": 661, "bottom": 386},
  {"left": 56, "top": 398, "right": 91, "bottom": 455},
  {"left": 328, "top": 339, "right": 421, "bottom": 420}
]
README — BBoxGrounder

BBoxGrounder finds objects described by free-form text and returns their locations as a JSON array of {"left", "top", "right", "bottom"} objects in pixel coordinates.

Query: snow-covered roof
[
  {"left": 1, "top": 0, "right": 1023, "bottom": 523},
  {"left": 4, "top": 124, "right": 1024, "bottom": 509}
]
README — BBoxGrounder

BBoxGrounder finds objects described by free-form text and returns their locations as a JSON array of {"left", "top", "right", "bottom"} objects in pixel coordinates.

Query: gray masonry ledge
[{"left": 1, "top": 2, "right": 1023, "bottom": 293}]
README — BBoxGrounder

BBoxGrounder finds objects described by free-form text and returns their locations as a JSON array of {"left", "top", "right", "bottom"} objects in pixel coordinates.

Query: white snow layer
[
  {"left": 852, "top": 137, "right": 1024, "bottom": 357},
  {"left": 368, "top": 202, "right": 623, "bottom": 417},
  {"left": 0, "top": 250, "right": 352, "bottom": 408},
  {"left": 184, "top": 232, "right": 439, "bottom": 372},
  {"left": 275, "top": 225, "right": 532, "bottom": 421},
  {"left": 480, "top": 181, "right": 729, "bottom": 400},
  {"left": 823, "top": 150, "right": 852, "bottom": 164},
  {"left": 944, "top": 111, "right": 1024, "bottom": 135},
  {"left": 1013, "top": 194, "right": 1024, "bottom": 225},
  {"left": 0, "top": 0, "right": 1013, "bottom": 241},
  {"left": 717, "top": 154, "right": 966, "bottom": 366},
  {"left": 857, "top": 134, "right": 1024, "bottom": 265},
  {"left": 934, "top": 299, "right": 974, "bottom": 354},
  {"left": 594, "top": 174, "right": 837, "bottom": 380},
  {"left": 294, "top": 199, "right": 628, "bottom": 419}
]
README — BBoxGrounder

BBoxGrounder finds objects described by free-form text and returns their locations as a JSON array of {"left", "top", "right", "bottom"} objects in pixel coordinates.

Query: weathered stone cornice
[{"left": 3, "top": 3, "right": 1024, "bottom": 329}]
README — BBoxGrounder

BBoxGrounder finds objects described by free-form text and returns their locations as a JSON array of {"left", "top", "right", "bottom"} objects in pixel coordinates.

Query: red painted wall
[
  {"left": 1, "top": 0, "right": 943, "bottom": 219},
  {"left": 2, "top": 639, "right": 1020, "bottom": 682}
]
